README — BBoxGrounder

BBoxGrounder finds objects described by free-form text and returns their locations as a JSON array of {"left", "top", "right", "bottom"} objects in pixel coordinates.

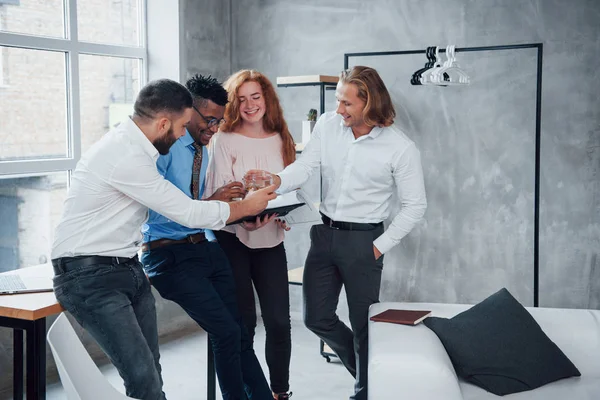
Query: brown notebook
[{"left": 369, "top": 309, "right": 431, "bottom": 326}]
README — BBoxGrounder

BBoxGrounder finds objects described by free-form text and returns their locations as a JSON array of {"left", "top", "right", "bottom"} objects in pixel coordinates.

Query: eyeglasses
[{"left": 192, "top": 105, "right": 225, "bottom": 129}]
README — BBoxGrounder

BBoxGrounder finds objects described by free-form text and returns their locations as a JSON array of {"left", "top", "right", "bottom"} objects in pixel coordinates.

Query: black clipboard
[{"left": 226, "top": 203, "right": 305, "bottom": 226}]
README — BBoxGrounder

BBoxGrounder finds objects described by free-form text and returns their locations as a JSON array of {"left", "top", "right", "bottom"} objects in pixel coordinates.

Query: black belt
[
  {"left": 321, "top": 213, "right": 383, "bottom": 231},
  {"left": 52, "top": 255, "right": 138, "bottom": 275}
]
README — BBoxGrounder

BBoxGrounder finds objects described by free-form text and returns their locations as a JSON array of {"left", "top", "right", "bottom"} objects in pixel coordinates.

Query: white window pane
[
  {"left": 77, "top": 0, "right": 141, "bottom": 46},
  {"left": 79, "top": 54, "right": 141, "bottom": 153},
  {"left": 0, "top": 172, "right": 68, "bottom": 271},
  {"left": 0, "top": 0, "right": 65, "bottom": 39},
  {"left": 0, "top": 47, "right": 67, "bottom": 161}
]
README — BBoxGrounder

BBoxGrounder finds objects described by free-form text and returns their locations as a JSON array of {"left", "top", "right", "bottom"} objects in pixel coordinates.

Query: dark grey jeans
[
  {"left": 52, "top": 257, "right": 165, "bottom": 400},
  {"left": 303, "top": 224, "right": 384, "bottom": 400}
]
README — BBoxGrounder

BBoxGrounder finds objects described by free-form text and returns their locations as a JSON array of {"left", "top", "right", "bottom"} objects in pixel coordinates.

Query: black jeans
[
  {"left": 52, "top": 257, "right": 165, "bottom": 400},
  {"left": 302, "top": 224, "right": 384, "bottom": 400},
  {"left": 214, "top": 231, "right": 292, "bottom": 394},
  {"left": 140, "top": 241, "right": 272, "bottom": 400}
]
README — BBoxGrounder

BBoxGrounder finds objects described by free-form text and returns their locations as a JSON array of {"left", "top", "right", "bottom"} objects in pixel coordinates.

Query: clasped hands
[{"left": 207, "top": 171, "right": 288, "bottom": 232}]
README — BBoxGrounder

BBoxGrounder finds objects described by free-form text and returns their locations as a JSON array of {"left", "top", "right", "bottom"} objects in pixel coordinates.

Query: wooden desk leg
[
  {"left": 26, "top": 318, "right": 46, "bottom": 400},
  {"left": 14, "top": 329, "right": 24, "bottom": 399},
  {"left": 207, "top": 337, "right": 216, "bottom": 400}
]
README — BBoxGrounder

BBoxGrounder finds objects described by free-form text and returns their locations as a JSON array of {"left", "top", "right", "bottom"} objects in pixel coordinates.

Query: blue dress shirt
[{"left": 142, "top": 129, "right": 215, "bottom": 242}]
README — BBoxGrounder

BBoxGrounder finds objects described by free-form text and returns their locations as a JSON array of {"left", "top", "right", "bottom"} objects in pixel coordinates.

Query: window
[
  {"left": 0, "top": 46, "right": 68, "bottom": 160},
  {"left": 77, "top": 0, "right": 141, "bottom": 46},
  {"left": 0, "top": 0, "right": 146, "bottom": 269},
  {"left": 0, "top": 0, "right": 65, "bottom": 38},
  {"left": 0, "top": 46, "right": 4, "bottom": 88},
  {"left": 79, "top": 54, "right": 141, "bottom": 153},
  {"left": 0, "top": 172, "right": 68, "bottom": 272},
  {"left": 0, "top": 14, "right": 6, "bottom": 86}
]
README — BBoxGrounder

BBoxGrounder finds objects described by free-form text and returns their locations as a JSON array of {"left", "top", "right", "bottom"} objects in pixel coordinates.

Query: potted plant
[{"left": 302, "top": 108, "right": 318, "bottom": 144}]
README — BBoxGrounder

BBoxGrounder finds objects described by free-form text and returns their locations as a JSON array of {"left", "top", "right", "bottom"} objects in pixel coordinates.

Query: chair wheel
[{"left": 325, "top": 356, "right": 331, "bottom": 363}]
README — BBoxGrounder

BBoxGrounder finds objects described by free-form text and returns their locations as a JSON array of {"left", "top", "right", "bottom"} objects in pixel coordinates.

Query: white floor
[{"left": 43, "top": 316, "right": 354, "bottom": 400}]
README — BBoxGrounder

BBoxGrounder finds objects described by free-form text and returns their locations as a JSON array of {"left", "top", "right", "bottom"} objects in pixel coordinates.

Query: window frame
[{"left": 0, "top": 0, "right": 147, "bottom": 176}]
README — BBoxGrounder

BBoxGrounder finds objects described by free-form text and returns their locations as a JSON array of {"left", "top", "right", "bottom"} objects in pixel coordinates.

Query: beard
[{"left": 153, "top": 126, "right": 177, "bottom": 155}]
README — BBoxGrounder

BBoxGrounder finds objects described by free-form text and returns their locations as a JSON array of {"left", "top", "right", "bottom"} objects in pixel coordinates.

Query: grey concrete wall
[
  {"left": 229, "top": 0, "right": 600, "bottom": 310},
  {"left": 181, "top": 0, "right": 232, "bottom": 82}
]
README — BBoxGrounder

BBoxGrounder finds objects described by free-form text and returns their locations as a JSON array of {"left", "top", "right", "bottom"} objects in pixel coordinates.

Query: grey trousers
[{"left": 302, "top": 223, "right": 385, "bottom": 400}]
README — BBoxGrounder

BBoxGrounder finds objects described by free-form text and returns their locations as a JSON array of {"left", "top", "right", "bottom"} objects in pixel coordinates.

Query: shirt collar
[
  {"left": 339, "top": 119, "right": 385, "bottom": 140},
  {"left": 181, "top": 129, "right": 195, "bottom": 148},
  {"left": 124, "top": 117, "right": 159, "bottom": 161},
  {"left": 368, "top": 126, "right": 384, "bottom": 139}
]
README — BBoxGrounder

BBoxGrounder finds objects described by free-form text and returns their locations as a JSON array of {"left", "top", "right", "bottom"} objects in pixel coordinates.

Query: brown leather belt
[{"left": 141, "top": 232, "right": 206, "bottom": 252}]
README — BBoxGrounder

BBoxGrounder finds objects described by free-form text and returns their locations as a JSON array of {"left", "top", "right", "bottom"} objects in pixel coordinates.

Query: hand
[
  {"left": 242, "top": 213, "right": 278, "bottom": 231},
  {"left": 242, "top": 184, "right": 277, "bottom": 215},
  {"left": 275, "top": 218, "right": 291, "bottom": 231},
  {"left": 226, "top": 184, "right": 277, "bottom": 225},
  {"left": 244, "top": 169, "right": 281, "bottom": 190},
  {"left": 373, "top": 245, "right": 382, "bottom": 260},
  {"left": 206, "top": 181, "right": 246, "bottom": 202}
]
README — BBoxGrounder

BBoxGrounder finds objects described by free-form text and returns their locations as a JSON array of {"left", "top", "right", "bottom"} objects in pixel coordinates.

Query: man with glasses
[{"left": 140, "top": 75, "right": 272, "bottom": 400}]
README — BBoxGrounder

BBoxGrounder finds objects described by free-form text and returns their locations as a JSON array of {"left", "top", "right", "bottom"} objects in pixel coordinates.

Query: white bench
[{"left": 368, "top": 302, "right": 600, "bottom": 400}]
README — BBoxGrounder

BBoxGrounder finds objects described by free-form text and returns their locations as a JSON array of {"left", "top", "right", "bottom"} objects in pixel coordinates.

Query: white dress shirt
[
  {"left": 51, "top": 118, "right": 230, "bottom": 259},
  {"left": 278, "top": 112, "right": 426, "bottom": 255}
]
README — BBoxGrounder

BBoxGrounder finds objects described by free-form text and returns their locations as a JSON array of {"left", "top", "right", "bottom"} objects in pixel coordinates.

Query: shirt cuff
[
  {"left": 215, "top": 200, "right": 231, "bottom": 229},
  {"left": 373, "top": 232, "right": 397, "bottom": 255},
  {"left": 276, "top": 172, "right": 293, "bottom": 194}
]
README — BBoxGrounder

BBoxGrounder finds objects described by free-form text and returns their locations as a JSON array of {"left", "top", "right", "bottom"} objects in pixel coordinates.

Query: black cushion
[{"left": 423, "top": 288, "right": 580, "bottom": 396}]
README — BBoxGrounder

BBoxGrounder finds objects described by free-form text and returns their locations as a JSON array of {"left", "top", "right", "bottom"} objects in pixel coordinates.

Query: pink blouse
[{"left": 205, "top": 131, "right": 285, "bottom": 249}]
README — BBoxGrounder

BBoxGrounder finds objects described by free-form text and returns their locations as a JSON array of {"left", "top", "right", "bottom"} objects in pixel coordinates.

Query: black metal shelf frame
[
  {"left": 344, "top": 43, "right": 544, "bottom": 307},
  {"left": 276, "top": 81, "right": 338, "bottom": 115},
  {"left": 277, "top": 80, "right": 339, "bottom": 361}
]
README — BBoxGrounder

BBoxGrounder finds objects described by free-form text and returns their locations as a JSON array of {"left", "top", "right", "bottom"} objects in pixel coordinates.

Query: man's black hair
[
  {"left": 185, "top": 74, "right": 228, "bottom": 107},
  {"left": 133, "top": 79, "right": 193, "bottom": 119}
]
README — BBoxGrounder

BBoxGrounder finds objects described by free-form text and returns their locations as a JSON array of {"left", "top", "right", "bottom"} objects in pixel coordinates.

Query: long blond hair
[
  {"left": 221, "top": 70, "right": 296, "bottom": 166},
  {"left": 339, "top": 66, "right": 395, "bottom": 127}
]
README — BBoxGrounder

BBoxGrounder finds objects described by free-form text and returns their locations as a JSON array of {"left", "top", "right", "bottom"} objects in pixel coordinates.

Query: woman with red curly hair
[{"left": 205, "top": 69, "right": 294, "bottom": 400}]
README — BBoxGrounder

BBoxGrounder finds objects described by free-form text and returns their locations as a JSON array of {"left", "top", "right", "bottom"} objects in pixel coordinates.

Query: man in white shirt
[
  {"left": 51, "top": 79, "right": 276, "bottom": 400},
  {"left": 248, "top": 66, "right": 427, "bottom": 400}
]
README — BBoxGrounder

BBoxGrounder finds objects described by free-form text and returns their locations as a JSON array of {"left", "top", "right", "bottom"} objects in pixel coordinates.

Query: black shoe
[{"left": 275, "top": 392, "right": 292, "bottom": 400}]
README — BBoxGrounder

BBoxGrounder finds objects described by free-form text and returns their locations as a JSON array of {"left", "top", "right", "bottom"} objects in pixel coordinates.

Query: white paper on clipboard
[{"left": 282, "top": 189, "right": 321, "bottom": 224}]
